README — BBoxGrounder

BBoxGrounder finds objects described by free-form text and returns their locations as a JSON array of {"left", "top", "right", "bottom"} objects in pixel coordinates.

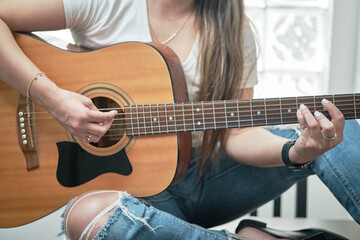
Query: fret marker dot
[
  {"left": 197, "top": 121, "right": 201, "bottom": 126},
  {"left": 230, "top": 112, "right": 234, "bottom": 117},
  {"left": 169, "top": 116, "right": 173, "bottom": 121},
  {"left": 153, "top": 118, "right": 157, "bottom": 121},
  {"left": 196, "top": 108, "right": 200, "bottom": 112},
  {"left": 288, "top": 109, "right": 292, "bottom": 113},
  {"left": 257, "top": 111, "right": 261, "bottom": 115}
]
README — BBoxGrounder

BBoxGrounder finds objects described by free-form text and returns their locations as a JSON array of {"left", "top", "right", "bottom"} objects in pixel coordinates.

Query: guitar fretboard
[{"left": 124, "top": 93, "right": 360, "bottom": 136}]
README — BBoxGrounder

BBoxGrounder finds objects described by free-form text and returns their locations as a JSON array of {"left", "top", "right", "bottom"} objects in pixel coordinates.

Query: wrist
[
  {"left": 29, "top": 75, "right": 60, "bottom": 109},
  {"left": 282, "top": 139, "right": 313, "bottom": 171}
]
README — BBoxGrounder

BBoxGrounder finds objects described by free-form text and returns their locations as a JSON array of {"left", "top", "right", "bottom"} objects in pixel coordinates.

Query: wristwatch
[{"left": 281, "top": 139, "right": 313, "bottom": 171}]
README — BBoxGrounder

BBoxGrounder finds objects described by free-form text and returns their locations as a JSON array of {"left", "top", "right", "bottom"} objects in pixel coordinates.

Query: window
[{"left": 245, "top": 0, "right": 333, "bottom": 98}]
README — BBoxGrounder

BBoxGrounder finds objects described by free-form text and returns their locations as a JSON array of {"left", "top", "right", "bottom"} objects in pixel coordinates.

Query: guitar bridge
[{"left": 16, "top": 95, "right": 39, "bottom": 170}]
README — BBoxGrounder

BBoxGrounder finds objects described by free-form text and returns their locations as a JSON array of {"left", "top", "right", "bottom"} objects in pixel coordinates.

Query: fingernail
[
  {"left": 322, "top": 98, "right": 329, "bottom": 104},
  {"left": 314, "top": 111, "right": 322, "bottom": 117},
  {"left": 297, "top": 109, "right": 302, "bottom": 115},
  {"left": 300, "top": 104, "right": 307, "bottom": 110}
]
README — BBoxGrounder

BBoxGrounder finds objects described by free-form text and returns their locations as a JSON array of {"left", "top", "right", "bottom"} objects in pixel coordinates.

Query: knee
[{"left": 63, "top": 190, "right": 120, "bottom": 240}]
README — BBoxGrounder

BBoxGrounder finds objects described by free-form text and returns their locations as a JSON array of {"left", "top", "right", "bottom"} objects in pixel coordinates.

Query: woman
[{"left": 0, "top": 0, "right": 359, "bottom": 239}]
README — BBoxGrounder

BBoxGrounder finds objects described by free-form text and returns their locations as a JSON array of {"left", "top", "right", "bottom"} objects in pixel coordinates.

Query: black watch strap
[{"left": 281, "top": 139, "right": 313, "bottom": 171}]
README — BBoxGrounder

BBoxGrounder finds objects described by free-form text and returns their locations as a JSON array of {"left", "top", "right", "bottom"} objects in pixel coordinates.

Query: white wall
[
  {"left": 328, "top": 0, "right": 360, "bottom": 93},
  {"left": 356, "top": 0, "right": 360, "bottom": 92}
]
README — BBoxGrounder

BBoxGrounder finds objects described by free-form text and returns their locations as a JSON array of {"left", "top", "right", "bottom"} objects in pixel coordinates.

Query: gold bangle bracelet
[{"left": 26, "top": 72, "right": 46, "bottom": 117}]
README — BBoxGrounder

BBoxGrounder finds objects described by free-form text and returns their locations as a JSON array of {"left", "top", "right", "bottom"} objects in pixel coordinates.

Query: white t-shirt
[
  {"left": 62, "top": 0, "right": 258, "bottom": 145},
  {"left": 62, "top": 0, "right": 258, "bottom": 101}
]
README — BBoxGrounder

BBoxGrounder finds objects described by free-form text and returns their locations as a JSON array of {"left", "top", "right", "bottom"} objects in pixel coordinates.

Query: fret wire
[
  {"left": 191, "top": 102, "right": 196, "bottom": 131},
  {"left": 201, "top": 101, "right": 206, "bottom": 131},
  {"left": 182, "top": 102, "right": 186, "bottom": 132},
  {"left": 249, "top": 99, "right": 254, "bottom": 127},
  {"left": 149, "top": 104, "right": 154, "bottom": 135},
  {"left": 354, "top": 93, "right": 357, "bottom": 119},
  {"left": 129, "top": 105, "right": 134, "bottom": 135},
  {"left": 213, "top": 101, "right": 217, "bottom": 130},
  {"left": 157, "top": 104, "right": 161, "bottom": 134},
  {"left": 264, "top": 98, "right": 268, "bottom": 126},
  {"left": 142, "top": 105, "right": 147, "bottom": 135},
  {"left": 279, "top": 98, "right": 283, "bottom": 125},
  {"left": 173, "top": 103, "right": 177, "bottom": 132},
  {"left": 136, "top": 105, "right": 140, "bottom": 135},
  {"left": 313, "top": 96, "right": 316, "bottom": 112},
  {"left": 164, "top": 103, "right": 169, "bottom": 134},
  {"left": 224, "top": 101, "right": 228, "bottom": 129},
  {"left": 236, "top": 99, "right": 241, "bottom": 128}
]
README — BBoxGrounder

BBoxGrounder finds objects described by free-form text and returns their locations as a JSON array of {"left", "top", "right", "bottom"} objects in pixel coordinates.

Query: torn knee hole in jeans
[{"left": 61, "top": 191, "right": 160, "bottom": 240}]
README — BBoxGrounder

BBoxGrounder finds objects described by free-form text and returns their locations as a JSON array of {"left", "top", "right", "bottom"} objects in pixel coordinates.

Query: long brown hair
[{"left": 194, "top": 0, "right": 247, "bottom": 174}]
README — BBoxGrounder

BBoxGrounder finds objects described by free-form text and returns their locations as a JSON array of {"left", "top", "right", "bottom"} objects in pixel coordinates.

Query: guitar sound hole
[{"left": 90, "top": 97, "right": 124, "bottom": 148}]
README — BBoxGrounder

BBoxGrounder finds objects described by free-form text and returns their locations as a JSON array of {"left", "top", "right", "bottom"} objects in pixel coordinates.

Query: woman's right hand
[{"left": 42, "top": 87, "right": 117, "bottom": 143}]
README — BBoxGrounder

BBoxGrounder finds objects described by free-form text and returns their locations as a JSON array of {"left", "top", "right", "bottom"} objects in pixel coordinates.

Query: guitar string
[
  {"left": 20, "top": 98, "right": 360, "bottom": 119},
  {"left": 22, "top": 94, "right": 360, "bottom": 115},
  {"left": 9, "top": 111, "right": 357, "bottom": 142},
  {"left": 9, "top": 111, "right": 359, "bottom": 145},
  {"left": 10, "top": 108, "right": 358, "bottom": 141},
  {"left": 17, "top": 102, "right": 360, "bottom": 129},
  {"left": 14, "top": 96, "right": 360, "bottom": 138},
  {"left": 17, "top": 104, "right": 359, "bottom": 130},
  {"left": 15, "top": 111, "right": 357, "bottom": 138}
]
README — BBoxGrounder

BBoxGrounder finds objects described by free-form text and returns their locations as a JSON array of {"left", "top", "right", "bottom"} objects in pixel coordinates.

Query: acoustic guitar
[{"left": 0, "top": 33, "right": 359, "bottom": 227}]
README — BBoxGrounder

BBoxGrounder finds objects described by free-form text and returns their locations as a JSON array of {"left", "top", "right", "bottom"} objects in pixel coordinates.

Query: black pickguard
[{"left": 56, "top": 142, "right": 132, "bottom": 187}]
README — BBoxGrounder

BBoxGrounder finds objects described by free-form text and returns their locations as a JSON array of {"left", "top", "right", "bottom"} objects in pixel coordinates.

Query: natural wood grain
[{"left": 0, "top": 33, "right": 189, "bottom": 227}]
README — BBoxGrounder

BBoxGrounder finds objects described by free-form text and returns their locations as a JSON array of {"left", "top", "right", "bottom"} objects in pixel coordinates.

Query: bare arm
[
  {"left": 0, "top": 0, "right": 116, "bottom": 142},
  {"left": 0, "top": 0, "right": 65, "bottom": 95},
  {"left": 221, "top": 88, "right": 288, "bottom": 167}
]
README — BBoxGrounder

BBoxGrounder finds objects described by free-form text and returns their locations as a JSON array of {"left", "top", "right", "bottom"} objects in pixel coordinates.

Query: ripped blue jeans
[{"left": 61, "top": 120, "right": 360, "bottom": 239}]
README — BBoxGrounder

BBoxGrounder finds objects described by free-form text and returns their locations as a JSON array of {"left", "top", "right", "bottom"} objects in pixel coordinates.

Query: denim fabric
[
  {"left": 72, "top": 120, "right": 360, "bottom": 239},
  {"left": 143, "top": 120, "right": 360, "bottom": 226},
  {"left": 93, "top": 196, "right": 245, "bottom": 240}
]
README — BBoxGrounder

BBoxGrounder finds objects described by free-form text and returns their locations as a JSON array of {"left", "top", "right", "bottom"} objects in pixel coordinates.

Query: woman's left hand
[{"left": 289, "top": 99, "right": 345, "bottom": 164}]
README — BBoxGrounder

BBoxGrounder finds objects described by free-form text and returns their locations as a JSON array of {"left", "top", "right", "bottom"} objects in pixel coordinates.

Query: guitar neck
[{"left": 125, "top": 93, "right": 360, "bottom": 136}]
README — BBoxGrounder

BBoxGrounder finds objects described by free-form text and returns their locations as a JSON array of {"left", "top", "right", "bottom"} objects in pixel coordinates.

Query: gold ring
[
  {"left": 85, "top": 133, "right": 92, "bottom": 142},
  {"left": 323, "top": 133, "right": 336, "bottom": 140}
]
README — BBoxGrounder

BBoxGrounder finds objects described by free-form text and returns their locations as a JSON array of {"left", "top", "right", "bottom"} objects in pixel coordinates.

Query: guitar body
[{"left": 0, "top": 33, "right": 191, "bottom": 227}]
